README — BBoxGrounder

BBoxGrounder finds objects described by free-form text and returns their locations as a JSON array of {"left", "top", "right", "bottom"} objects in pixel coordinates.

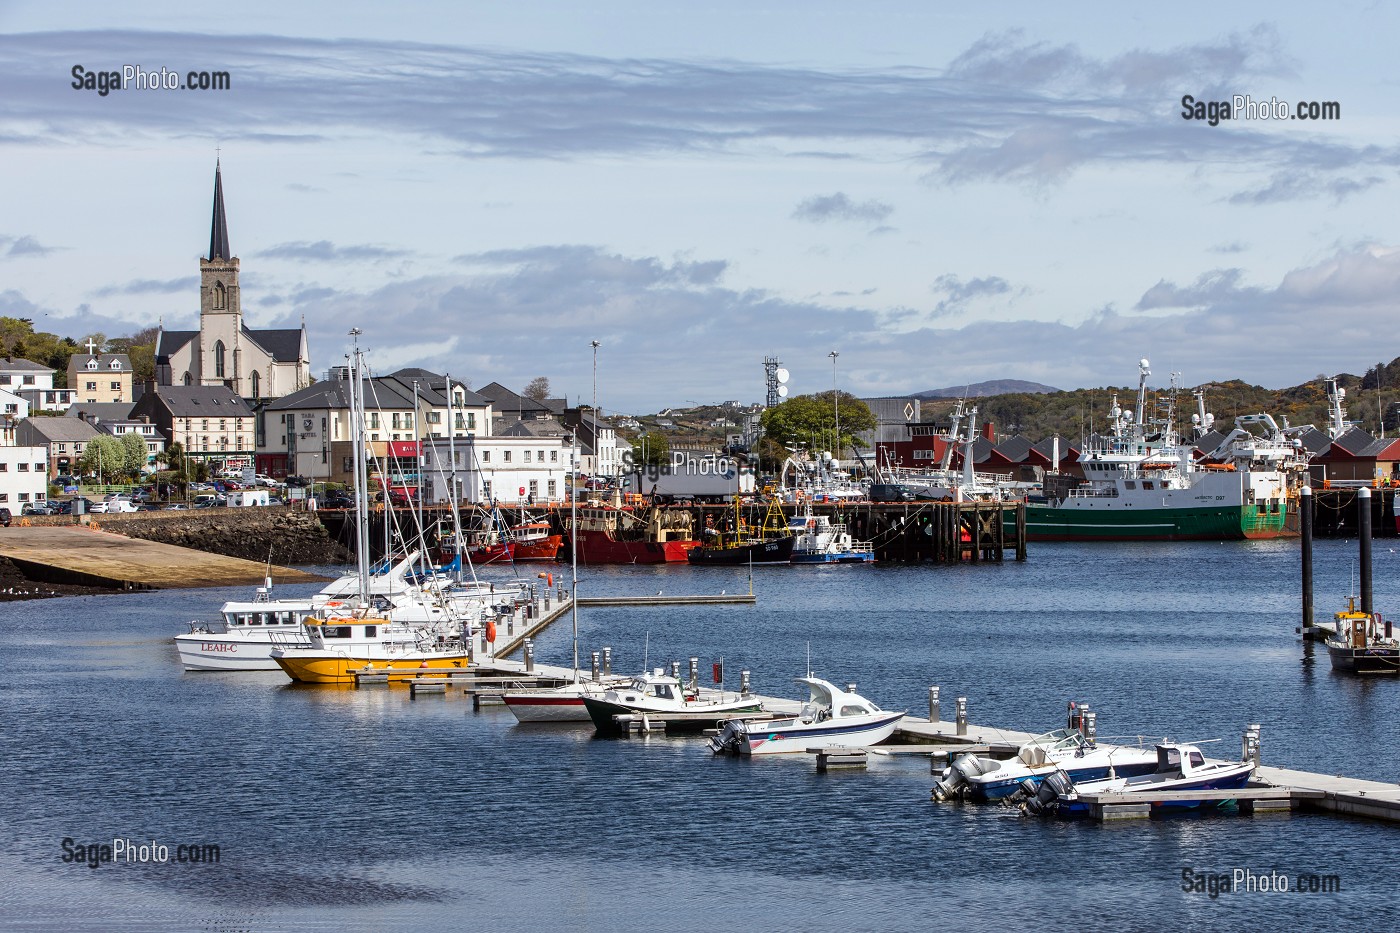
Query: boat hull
[
  {"left": 1060, "top": 766, "right": 1256, "bottom": 815},
  {"left": 174, "top": 633, "right": 284, "bottom": 671},
  {"left": 272, "top": 653, "right": 469, "bottom": 684},
  {"left": 687, "top": 535, "right": 795, "bottom": 565},
  {"left": 969, "top": 755, "right": 1160, "bottom": 801},
  {"left": 739, "top": 711, "right": 905, "bottom": 755},
  {"left": 572, "top": 530, "right": 698, "bottom": 564},
  {"left": 583, "top": 696, "right": 763, "bottom": 734},
  {"left": 1326, "top": 643, "right": 1400, "bottom": 674},
  {"left": 790, "top": 550, "right": 875, "bottom": 564},
  {"left": 1010, "top": 502, "right": 1289, "bottom": 542}
]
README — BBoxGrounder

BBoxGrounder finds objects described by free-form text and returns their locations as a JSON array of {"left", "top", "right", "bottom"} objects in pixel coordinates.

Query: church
[{"left": 155, "top": 162, "right": 311, "bottom": 400}]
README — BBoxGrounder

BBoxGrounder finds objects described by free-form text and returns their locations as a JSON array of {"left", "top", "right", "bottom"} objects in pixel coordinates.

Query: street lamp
[
  {"left": 829, "top": 350, "right": 840, "bottom": 462},
  {"left": 590, "top": 340, "right": 600, "bottom": 477}
]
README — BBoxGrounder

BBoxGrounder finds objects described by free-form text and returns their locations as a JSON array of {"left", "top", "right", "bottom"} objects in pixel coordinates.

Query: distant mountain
[{"left": 914, "top": 380, "right": 1059, "bottom": 399}]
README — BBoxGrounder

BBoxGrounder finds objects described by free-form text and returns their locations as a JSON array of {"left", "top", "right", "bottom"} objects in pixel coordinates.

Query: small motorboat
[
  {"left": 1024, "top": 742, "right": 1257, "bottom": 817},
  {"left": 787, "top": 512, "right": 875, "bottom": 564},
  {"left": 1325, "top": 599, "right": 1399, "bottom": 674},
  {"left": 581, "top": 670, "right": 763, "bottom": 734},
  {"left": 503, "top": 678, "right": 627, "bottom": 723},
  {"left": 931, "top": 728, "right": 1159, "bottom": 802},
  {"left": 710, "top": 677, "right": 904, "bottom": 755}
]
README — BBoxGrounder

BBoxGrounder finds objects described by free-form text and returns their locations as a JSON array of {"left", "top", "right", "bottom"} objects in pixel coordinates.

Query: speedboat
[
  {"left": 581, "top": 670, "right": 764, "bottom": 734},
  {"left": 931, "top": 728, "right": 1160, "bottom": 802},
  {"left": 1025, "top": 743, "right": 1256, "bottom": 817},
  {"left": 710, "top": 677, "right": 904, "bottom": 755},
  {"left": 502, "top": 677, "right": 633, "bottom": 723}
]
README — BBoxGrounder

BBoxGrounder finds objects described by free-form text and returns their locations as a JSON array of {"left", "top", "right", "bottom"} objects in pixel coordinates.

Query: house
[
  {"left": 0, "top": 358, "right": 55, "bottom": 393},
  {"left": 1308, "top": 427, "right": 1400, "bottom": 485},
  {"left": 69, "top": 405, "right": 165, "bottom": 471},
  {"left": 14, "top": 416, "right": 100, "bottom": 478},
  {"left": 559, "top": 408, "right": 623, "bottom": 478},
  {"left": 66, "top": 343, "right": 134, "bottom": 404},
  {"left": 421, "top": 430, "right": 573, "bottom": 506},
  {"left": 264, "top": 368, "right": 489, "bottom": 487},
  {"left": 130, "top": 385, "right": 255, "bottom": 472},
  {"left": 0, "top": 388, "right": 29, "bottom": 423}
]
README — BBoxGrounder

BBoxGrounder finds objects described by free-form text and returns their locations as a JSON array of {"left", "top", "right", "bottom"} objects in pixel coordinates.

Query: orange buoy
[
  {"left": 485, "top": 619, "right": 497, "bottom": 643},
  {"left": 547, "top": 573, "right": 553, "bottom": 588}
]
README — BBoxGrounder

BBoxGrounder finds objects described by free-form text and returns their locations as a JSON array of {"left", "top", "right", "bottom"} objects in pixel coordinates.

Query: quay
[{"left": 0, "top": 525, "right": 327, "bottom": 590}]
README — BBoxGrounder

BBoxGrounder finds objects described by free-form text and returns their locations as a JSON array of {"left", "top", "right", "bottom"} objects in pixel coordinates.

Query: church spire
[{"left": 208, "top": 159, "right": 231, "bottom": 261}]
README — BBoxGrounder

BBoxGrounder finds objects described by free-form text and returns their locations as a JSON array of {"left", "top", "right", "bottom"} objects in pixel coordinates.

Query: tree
[
  {"left": 523, "top": 376, "right": 551, "bottom": 401},
  {"left": 107, "top": 326, "right": 160, "bottom": 384},
  {"left": 760, "top": 391, "right": 877, "bottom": 455},
  {"left": 78, "top": 435, "right": 129, "bottom": 482},
  {"left": 629, "top": 431, "right": 670, "bottom": 467},
  {"left": 120, "top": 432, "right": 149, "bottom": 475}
]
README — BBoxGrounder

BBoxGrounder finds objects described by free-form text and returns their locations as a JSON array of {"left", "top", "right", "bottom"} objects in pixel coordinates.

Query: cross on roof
[{"left": 85, "top": 338, "right": 98, "bottom": 356}]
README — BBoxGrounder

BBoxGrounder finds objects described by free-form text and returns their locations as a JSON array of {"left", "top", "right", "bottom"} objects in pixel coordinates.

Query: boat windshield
[{"left": 1155, "top": 746, "right": 1182, "bottom": 773}]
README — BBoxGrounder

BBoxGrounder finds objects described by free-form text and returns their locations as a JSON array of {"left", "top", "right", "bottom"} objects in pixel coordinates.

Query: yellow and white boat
[{"left": 270, "top": 612, "right": 470, "bottom": 684}]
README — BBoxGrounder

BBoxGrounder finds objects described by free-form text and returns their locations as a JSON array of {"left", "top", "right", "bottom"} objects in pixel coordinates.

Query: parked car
[
  {"left": 163, "top": 503, "right": 189, "bottom": 510},
  {"left": 0, "top": 507, "right": 10, "bottom": 527},
  {"left": 55, "top": 498, "right": 94, "bottom": 515},
  {"left": 22, "top": 502, "right": 55, "bottom": 516},
  {"left": 321, "top": 494, "right": 355, "bottom": 509}
]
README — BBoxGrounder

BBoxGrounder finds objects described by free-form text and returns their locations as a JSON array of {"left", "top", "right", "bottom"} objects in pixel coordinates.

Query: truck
[
  {"left": 620, "top": 454, "right": 756, "bottom": 502},
  {"left": 226, "top": 489, "right": 271, "bottom": 508}
]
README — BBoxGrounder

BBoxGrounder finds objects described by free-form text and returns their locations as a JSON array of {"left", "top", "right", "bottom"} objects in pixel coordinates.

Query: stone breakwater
[{"left": 56, "top": 510, "right": 351, "bottom": 566}]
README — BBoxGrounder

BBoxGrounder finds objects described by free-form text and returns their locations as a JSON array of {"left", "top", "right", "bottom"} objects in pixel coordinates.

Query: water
[{"left": 2, "top": 540, "right": 1398, "bottom": 931}]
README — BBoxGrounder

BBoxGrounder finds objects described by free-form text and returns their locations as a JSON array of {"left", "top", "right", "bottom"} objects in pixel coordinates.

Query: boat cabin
[{"left": 1153, "top": 743, "right": 1208, "bottom": 777}]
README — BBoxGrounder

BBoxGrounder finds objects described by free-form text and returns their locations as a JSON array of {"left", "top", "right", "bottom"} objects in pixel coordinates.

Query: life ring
[{"left": 485, "top": 620, "right": 497, "bottom": 643}]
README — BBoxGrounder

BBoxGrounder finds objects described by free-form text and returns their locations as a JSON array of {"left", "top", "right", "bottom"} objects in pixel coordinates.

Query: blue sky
[{"left": 2, "top": 2, "right": 1397, "bottom": 415}]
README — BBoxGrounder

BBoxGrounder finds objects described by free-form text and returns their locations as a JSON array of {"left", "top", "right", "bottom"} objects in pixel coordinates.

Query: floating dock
[{"left": 0, "top": 525, "right": 327, "bottom": 590}]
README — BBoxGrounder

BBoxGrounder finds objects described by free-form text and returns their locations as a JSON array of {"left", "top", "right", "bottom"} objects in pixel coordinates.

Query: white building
[
  {"left": 0, "top": 419, "right": 50, "bottom": 510},
  {"left": 0, "top": 388, "right": 30, "bottom": 422},
  {"left": 17, "top": 387, "right": 76, "bottom": 413},
  {"left": 421, "top": 434, "right": 574, "bottom": 505},
  {"left": 0, "top": 357, "right": 55, "bottom": 393}
]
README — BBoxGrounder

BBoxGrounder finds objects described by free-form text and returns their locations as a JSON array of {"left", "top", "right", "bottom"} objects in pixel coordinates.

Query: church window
[
  {"left": 251, "top": 372, "right": 260, "bottom": 398},
  {"left": 214, "top": 341, "right": 226, "bottom": 379},
  {"left": 183, "top": 372, "right": 193, "bottom": 386},
  {"left": 213, "top": 281, "right": 226, "bottom": 310}
]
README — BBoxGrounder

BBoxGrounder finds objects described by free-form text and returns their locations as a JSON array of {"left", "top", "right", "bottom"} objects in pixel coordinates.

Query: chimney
[{"left": 981, "top": 421, "right": 995, "bottom": 441}]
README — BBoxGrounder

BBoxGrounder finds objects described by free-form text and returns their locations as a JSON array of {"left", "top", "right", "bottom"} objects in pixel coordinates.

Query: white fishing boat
[
  {"left": 709, "top": 677, "right": 903, "bottom": 755},
  {"left": 174, "top": 579, "right": 319, "bottom": 671},
  {"left": 787, "top": 511, "right": 874, "bottom": 564},
  {"left": 582, "top": 670, "right": 764, "bottom": 734}
]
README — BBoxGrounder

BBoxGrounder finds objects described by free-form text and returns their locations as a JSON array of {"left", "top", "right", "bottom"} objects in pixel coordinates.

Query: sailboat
[{"left": 271, "top": 334, "right": 472, "bottom": 684}]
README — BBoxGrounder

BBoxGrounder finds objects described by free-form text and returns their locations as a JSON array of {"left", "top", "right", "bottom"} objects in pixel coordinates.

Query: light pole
[
  {"left": 590, "top": 340, "right": 600, "bottom": 478},
  {"left": 829, "top": 350, "right": 840, "bottom": 462}
]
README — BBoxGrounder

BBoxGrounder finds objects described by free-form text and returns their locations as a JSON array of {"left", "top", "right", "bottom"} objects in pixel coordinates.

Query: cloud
[
  {"left": 1228, "top": 171, "right": 1385, "bottom": 205},
  {"left": 91, "top": 277, "right": 198, "bottom": 297},
  {"left": 1134, "top": 269, "right": 1255, "bottom": 310},
  {"left": 792, "top": 193, "right": 893, "bottom": 225},
  {"left": 0, "top": 235, "right": 57, "bottom": 258},
  {"left": 258, "top": 241, "right": 411, "bottom": 262},
  {"left": 2, "top": 28, "right": 1390, "bottom": 201},
  {"left": 930, "top": 274, "right": 1014, "bottom": 316}
]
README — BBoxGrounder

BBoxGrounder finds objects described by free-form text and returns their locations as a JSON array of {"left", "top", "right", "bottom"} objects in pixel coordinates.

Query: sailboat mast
[
  {"left": 348, "top": 331, "right": 371, "bottom": 603},
  {"left": 571, "top": 433, "right": 580, "bottom": 683}
]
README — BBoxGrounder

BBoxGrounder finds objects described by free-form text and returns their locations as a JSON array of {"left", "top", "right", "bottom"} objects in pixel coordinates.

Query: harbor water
[{"left": 2, "top": 539, "right": 1398, "bottom": 931}]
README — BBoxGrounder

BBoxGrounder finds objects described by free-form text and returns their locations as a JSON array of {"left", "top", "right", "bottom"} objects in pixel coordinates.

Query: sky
[{"left": 2, "top": 2, "right": 1398, "bottom": 416}]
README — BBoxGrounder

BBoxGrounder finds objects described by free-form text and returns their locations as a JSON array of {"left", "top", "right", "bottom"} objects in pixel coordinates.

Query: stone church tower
[
  {"left": 197, "top": 161, "right": 245, "bottom": 392},
  {"left": 155, "top": 162, "right": 311, "bottom": 401}
]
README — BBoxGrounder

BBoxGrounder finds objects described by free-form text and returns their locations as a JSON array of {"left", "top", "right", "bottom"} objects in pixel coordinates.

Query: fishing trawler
[
  {"left": 687, "top": 497, "right": 795, "bottom": 565},
  {"left": 568, "top": 499, "right": 700, "bottom": 564},
  {"left": 1017, "top": 360, "right": 1302, "bottom": 541}
]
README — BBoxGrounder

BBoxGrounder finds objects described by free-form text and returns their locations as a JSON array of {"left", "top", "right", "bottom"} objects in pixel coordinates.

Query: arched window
[
  {"left": 214, "top": 341, "right": 226, "bottom": 379},
  {"left": 250, "top": 371, "right": 260, "bottom": 398},
  {"left": 183, "top": 371, "right": 193, "bottom": 386},
  {"left": 213, "top": 282, "right": 226, "bottom": 310}
]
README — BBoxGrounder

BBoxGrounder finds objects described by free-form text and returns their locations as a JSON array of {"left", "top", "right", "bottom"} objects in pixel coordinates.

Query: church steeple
[{"left": 208, "top": 159, "right": 231, "bottom": 261}]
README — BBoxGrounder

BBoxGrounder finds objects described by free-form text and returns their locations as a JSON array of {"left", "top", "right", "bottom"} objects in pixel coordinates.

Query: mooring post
[
  {"left": 689, "top": 657, "right": 699, "bottom": 692},
  {"left": 670, "top": 660, "right": 681, "bottom": 681},
  {"left": 955, "top": 696, "right": 967, "bottom": 736},
  {"left": 740, "top": 670, "right": 751, "bottom": 696},
  {"left": 590, "top": 651, "right": 601, "bottom": 682},
  {"left": 1301, "top": 486, "right": 1314, "bottom": 636},
  {"left": 1083, "top": 711, "right": 1097, "bottom": 747},
  {"left": 1078, "top": 701, "right": 1091, "bottom": 738},
  {"left": 602, "top": 646, "right": 612, "bottom": 676},
  {"left": 524, "top": 639, "right": 535, "bottom": 673},
  {"left": 1360, "top": 487, "right": 1373, "bottom": 616},
  {"left": 928, "top": 686, "right": 941, "bottom": 724},
  {"left": 1242, "top": 723, "right": 1261, "bottom": 765}
]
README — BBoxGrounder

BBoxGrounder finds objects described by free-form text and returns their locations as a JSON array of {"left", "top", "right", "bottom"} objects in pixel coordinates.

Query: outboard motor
[
  {"left": 1024, "top": 769, "right": 1075, "bottom": 817},
  {"left": 931, "top": 753, "right": 996, "bottom": 801},
  {"left": 1003, "top": 777, "right": 1043, "bottom": 808},
  {"left": 708, "top": 719, "right": 746, "bottom": 755}
]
